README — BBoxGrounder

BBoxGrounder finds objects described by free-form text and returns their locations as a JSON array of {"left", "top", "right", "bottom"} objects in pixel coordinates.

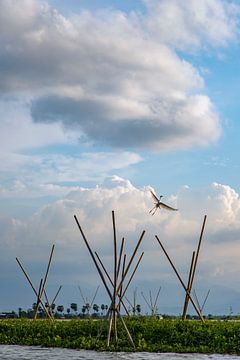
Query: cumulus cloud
[
  {"left": 1, "top": 176, "right": 240, "bottom": 288},
  {"left": 0, "top": 0, "right": 237, "bottom": 151}
]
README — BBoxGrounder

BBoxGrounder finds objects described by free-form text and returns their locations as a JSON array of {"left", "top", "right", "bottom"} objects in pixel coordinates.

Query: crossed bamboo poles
[
  {"left": 155, "top": 215, "right": 207, "bottom": 321},
  {"left": 141, "top": 286, "right": 162, "bottom": 316},
  {"left": 16, "top": 244, "right": 62, "bottom": 320},
  {"left": 74, "top": 211, "right": 145, "bottom": 347},
  {"left": 78, "top": 285, "right": 100, "bottom": 316}
]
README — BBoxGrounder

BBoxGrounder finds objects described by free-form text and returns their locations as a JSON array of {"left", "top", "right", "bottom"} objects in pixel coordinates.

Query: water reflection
[{"left": 0, "top": 345, "right": 239, "bottom": 360}]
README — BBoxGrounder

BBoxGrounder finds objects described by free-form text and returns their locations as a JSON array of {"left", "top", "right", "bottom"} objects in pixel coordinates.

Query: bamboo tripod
[
  {"left": 141, "top": 286, "right": 161, "bottom": 316},
  {"left": 155, "top": 215, "right": 207, "bottom": 321},
  {"left": 16, "top": 244, "right": 61, "bottom": 320},
  {"left": 193, "top": 288, "right": 210, "bottom": 316},
  {"left": 78, "top": 285, "right": 100, "bottom": 317},
  {"left": 74, "top": 211, "right": 145, "bottom": 347}
]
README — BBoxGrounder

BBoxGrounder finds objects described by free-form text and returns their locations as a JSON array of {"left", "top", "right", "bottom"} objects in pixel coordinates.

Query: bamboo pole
[
  {"left": 112, "top": 211, "right": 118, "bottom": 340},
  {"left": 149, "top": 290, "right": 153, "bottom": 311},
  {"left": 95, "top": 252, "right": 129, "bottom": 315},
  {"left": 182, "top": 215, "right": 207, "bottom": 318},
  {"left": 155, "top": 236, "right": 204, "bottom": 321},
  {"left": 201, "top": 289, "right": 210, "bottom": 312},
  {"left": 16, "top": 258, "right": 52, "bottom": 320},
  {"left": 34, "top": 278, "right": 43, "bottom": 320},
  {"left": 51, "top": 285, "right": 62, "bottom": 308},
  {"left": 182, "top": 251, "right": 195, "bottom": 320},
  {"left": 153, "top": 286, "right": 162, "bottom": 315},
  {"left": 90, "top": 285, "right": 100, "bottom": 308},
  {"left": 116, "top": 230, "right": 145, "bottom": 297},
  {"left": 117, "top": 252, "right": 144, "bottom": 307},
  {"left": 107, "top": 310, "right": 113, "bottom": 347},
  {"left": 117, "top": 238, "right": 125, "bottom": 279},
  {"left": 118, "top": 254, "right": 126, "bottom": 313},
  {"left": 141, "top": 291, "right": 152, "bottom": 311},
  {"left": 33, "top": 244, "right": 55, "bottom": 317},
  {"left": 78, "top": 286, "right": 87, "bottom": 304},
  {"left": 44, "top": 289, "right": 53, "bottom": 318},
  {"left": 193, "top": 289, "right": 201, "bottom": 313}
]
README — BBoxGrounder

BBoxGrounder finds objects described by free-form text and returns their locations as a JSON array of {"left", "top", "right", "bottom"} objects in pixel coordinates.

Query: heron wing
[
  {"left": 160, "top": 202, "right": 178, "bottom": 211},
  {"left": 150, "top": 190, "right": 159, "bottom": 202}
]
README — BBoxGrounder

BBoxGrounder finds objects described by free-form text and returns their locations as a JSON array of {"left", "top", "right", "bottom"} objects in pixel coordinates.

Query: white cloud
[
  {"left": 0, "top": 152, "right": 142, "bottom": 198},
  {"left": 1, "top": 0, "right": 237, "bottom": 151},
  {"left": 1, "top": 176, "right": 240, "bottom": 312},
  {"left": 1, "top": 177, "right": 240, "bottom": 289},
  {"left": 144, "top": 0, "right": 239, "bottom": 50}
]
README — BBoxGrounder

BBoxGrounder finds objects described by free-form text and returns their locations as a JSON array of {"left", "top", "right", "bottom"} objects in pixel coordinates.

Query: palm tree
[
  {"left": 93, "top": 304, "right": 99, "bottom": 314},
  {"left": 136, "top": 304, "right": 141, "bottom": 315},
  {"left": 70, "top": 303, "right": 78, "bottom": 315},
  {"left": 57, "top": 305, "right": 64, "bottom": 314}
]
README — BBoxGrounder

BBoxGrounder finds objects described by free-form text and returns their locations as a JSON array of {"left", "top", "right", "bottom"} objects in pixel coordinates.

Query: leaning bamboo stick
[
  {"left": 90, "top": 285, "right": 100, "bottom": 308},
  {"left": 118, "top": 254, "right": 126, "bottom": 313},
  {"left": 107, "top": 310, "right": 113, "bottom": 347},
  {"left": 34, "top": 244, "right": 55, "bottom": 317},
  {"left": 201, "top": 289, "right": 210, "bottom": 312},
  {"left": 141, "top": 291, "right": 152, "bottom": 311},
  {"left": 51, "top": 285, "right": 62, "bottom": 308},
  {"left": 116, "top": 230, "right": 145, "bottom": 297},
  {"left": 95, "top": 252, "right": 129, "bottom": 315},
  {"left": 44, "top": 289, "right": 53, "bottom": 318},
  {"left": 153, "top": 286, "right": 162, "bottom": 314},
  {"left": 117, "top": 252, "right": 144, "bottom": 307},
  {"left": 16, "top": 258, "right": 52, "bottom": 320},
  {"left": 183, "top": 216, "right": 207, "bottom": 318},
  {"left": 155, "top": 236, "right": 204, "bottom": 321},
  {"left": 112, "top": 211, "right": 118, "bottom": 341},
  {"left": 34, "top": 278, "right": 43, "bottom": 320},
  {"left": 182, "top": 251, "right": 195, "bottom": 320},
  {"left": 117, "top": 238, "right": 125, "bottom": 279}
]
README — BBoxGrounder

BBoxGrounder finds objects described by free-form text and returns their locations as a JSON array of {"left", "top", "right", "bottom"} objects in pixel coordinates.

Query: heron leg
[{"left": 149, "top": 206, "right": 156, "bottom": 214}]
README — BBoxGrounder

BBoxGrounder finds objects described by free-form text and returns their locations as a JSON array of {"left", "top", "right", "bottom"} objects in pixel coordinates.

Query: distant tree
[
  {"left": 101, "top": 304, "right": 105, "bottom": 315},
  {"left": 136, "top": 304, "right": 141, "bottom": 315},
  {"left": 57, "top": 305, "right": 64, "bottom": 314},
  {"left": 82, "top": 305, "right": 86, "bottom": 317},
  {"left": 66, "top": 308, "right": 70, "bottom": 316},
  {"left": 93, "top": 304, "right": 99, "bottom": 314},
  {"left": 70, "top": 303, "right": 78, "bottom": 314}
]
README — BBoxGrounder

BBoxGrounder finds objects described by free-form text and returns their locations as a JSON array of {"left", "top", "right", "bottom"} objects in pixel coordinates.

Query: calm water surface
[{"left": 0, "top": 346, "right": 239, "bottom": 360}]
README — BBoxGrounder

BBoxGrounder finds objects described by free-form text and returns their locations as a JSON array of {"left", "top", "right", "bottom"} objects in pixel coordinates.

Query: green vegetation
[{"left": 1, "top": 317, "right": 240, "bottom": 353}]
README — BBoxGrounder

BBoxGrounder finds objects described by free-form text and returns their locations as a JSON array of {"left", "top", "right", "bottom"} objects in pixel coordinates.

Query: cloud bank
[
  {"left": 1, "top": 0, "right": 238, "bottom": 151},
  {"left": 2, "top": 177, "right": 240, "bottom": 295}
]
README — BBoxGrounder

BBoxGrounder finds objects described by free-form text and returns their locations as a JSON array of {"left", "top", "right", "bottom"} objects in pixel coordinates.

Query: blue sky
[{"left": 1, "top": 0, "right": 240, "bottom": 315}]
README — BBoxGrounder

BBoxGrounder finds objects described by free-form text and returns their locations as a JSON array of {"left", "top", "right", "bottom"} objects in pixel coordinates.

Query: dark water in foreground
[{"left": 0, "top": 346, "right": 239, "bottom": 360}]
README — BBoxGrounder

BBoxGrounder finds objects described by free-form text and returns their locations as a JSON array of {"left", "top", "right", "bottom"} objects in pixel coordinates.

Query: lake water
[{"left": 0, "top": 346, "right": 239, "bottom": 359}]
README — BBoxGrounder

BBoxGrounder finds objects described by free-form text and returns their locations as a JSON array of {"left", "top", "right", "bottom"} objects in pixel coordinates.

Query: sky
[{"left": 1, "top": 0, "right": 240, "bottom": 316}]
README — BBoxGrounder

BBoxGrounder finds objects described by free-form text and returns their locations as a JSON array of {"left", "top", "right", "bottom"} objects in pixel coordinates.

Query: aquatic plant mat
[{"left": 1, "top": 318, "right": 240, "bottom": 353}]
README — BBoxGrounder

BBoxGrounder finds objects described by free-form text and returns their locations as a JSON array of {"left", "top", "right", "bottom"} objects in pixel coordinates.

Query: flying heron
[{"left": 149, "top": 190, "right": 178, "bottom": 215}]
